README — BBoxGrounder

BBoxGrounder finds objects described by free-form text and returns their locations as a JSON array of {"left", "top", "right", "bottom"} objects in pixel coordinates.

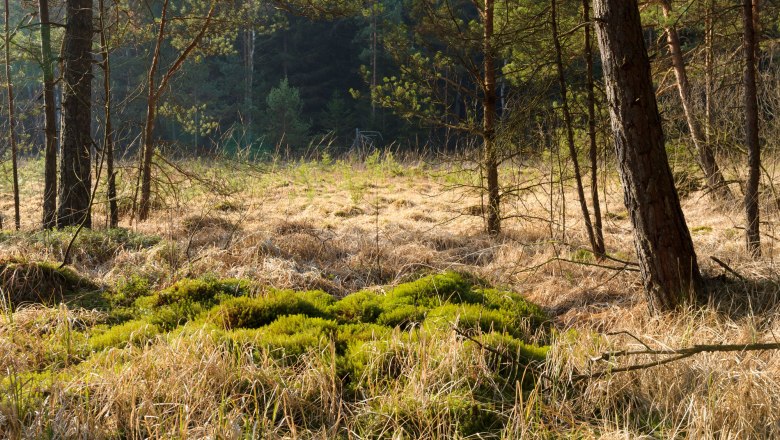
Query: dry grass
[{"left": 0, "top": 154, "right": 779, "bottom": 438}]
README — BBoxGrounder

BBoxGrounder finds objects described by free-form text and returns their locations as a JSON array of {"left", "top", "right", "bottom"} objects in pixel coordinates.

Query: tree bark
[
  {"left": 483, "top": 0, "right": 500, "bottom": 235},
  {"left": 57, "top": 0, "right": 93, "bottom": 228},
  {"left": 99, "top": 0, "right": 118, "bottom": 228},
  {"left": 582, "top": 0, "right": 605, "bottom": 257},
  {"left": 552, "top": 0, "right": 598, "bottom": 255},
  {"left": 594, "top": 0, "right": 703, "bottom": 313},
  {"left": 742, "top": 0, "right": 761, "bottom": 257},
  {"left": 659, "top": 0, "right": 732, "bottom": 201},
  {"left": 38, "top": 0, "right": 57, "bottom": 229},
  {"left": 4, "top": 0, "right": 19, "bottom": 230}
]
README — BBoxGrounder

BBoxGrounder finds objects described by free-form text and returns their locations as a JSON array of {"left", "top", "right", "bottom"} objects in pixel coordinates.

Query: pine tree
[
  {"left": 594, "top": 0, "right": 703, "bottom": 312},
  {"left": 264, "top": 78, "right": 310, "bottom": 150},
  {"left": 57, "top": 0, "right": 93, "bottom": 228}
]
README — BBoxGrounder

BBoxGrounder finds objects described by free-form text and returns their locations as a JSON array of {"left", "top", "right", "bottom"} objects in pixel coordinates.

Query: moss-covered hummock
[
  {"left": 2, "top": 270, "right": 550, "bottom": 438},
  {"left": 100, "top": 271, "right": 548, "bottom": 369},
  {"left": 0, "top": 259, "right": 99, "bottom": 308}
]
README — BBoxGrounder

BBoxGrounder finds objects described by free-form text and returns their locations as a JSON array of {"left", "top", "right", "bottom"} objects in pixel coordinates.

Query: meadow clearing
[{"left": 0, "top": 152, "right": 778, "bottom": 438}]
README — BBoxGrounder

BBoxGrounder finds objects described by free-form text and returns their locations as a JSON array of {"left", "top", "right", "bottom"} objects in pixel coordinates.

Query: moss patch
[
  {"left": 207, "top": 291, "right": 332, "bottom": 330},
  {"left": 20, "top": 271, "right": 549, "bottom": 437},
  {"left": 89, "top": 320, "right": 160, "bottom": 351}
]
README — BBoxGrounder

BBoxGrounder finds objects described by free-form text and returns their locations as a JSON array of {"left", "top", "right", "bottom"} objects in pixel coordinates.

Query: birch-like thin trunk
[
  {"left": 660, "top": 0, "right": 732, "bottom": 201},
  {"left": 551, "top": 0, "right": 598, "bottom": 254},
  {"left": 4, "top": 0, "right": 19, "bottom": 230},
  {"left": 138, "top": 0, "right": 215, "bottom": 221},
  {"left": 99, "top": 0, "right": 118, "bottom": 228},
  {"left": 582, "top": 0, "right": 605, "bottom": 256}
]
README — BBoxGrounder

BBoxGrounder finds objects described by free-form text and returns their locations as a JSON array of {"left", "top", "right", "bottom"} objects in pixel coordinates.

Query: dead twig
[
  {"left": 710, "top": 256, "right": 747, "bottom": 281},
  {"left": 518, "top": 256, "right": 640, "bottom": 274},
  {"left": 574, "top": 341, "right": 780, "bottom": 382}
]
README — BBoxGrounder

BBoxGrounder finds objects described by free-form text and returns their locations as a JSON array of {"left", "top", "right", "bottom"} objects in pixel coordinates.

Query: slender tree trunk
[
  {"left": 4, "top": 0, "right": 19, "bottom": 230},
  {"left": 704, "top": 0, "right": 714, "bottom": 147},
  {"left": 594, "top": 0, "right": 703, "bottom": 313},
  {"left": 752, "top": 0, "right": 760, "bottom": 62},
  {"left": 138, "top": 0, "right": 169, "bottom": 221},
  {"left": 552, "top": 0, "right": 598, "bottom": 254},
  {"left": 39, "top": 0, "right": 57, "bottom": 229},
  {"left": 139, "top": 101, "right": 159, "bottom": 221},
  {"left": 57, "top": 0, "right": 93, "bottom": 228},
  {"left": 371, "top": 0, "right": 377, "bottom": 122},
  {"left": 243, "top": 27, "right": 255, "bottom": 134},
  {"left": 483, "top": 0, "right": 500, "bottom": 235},
  {"left": 99, "top": 0, "right": 118, "bottom": 228},
  {"left": 137, "top": 0, "right": 214, "bottom": 221},
  {"left": 742, "top": 0, "right": 761, "bottom": 257},
  {"left": 582, "top": 0, "right": 605, "bottom": 256},
  {"left": 659, "top": 0, "right": 732, "bottom": 201}
]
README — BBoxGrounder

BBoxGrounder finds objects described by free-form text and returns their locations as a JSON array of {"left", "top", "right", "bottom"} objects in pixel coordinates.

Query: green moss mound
[
  {"left": 332, "top": 272, "right": 547, "bottom": 339},
  {"left": 135, "top": 277, "right": 255, "bottom": 330},
  {"left": 151, "top": 277, "right": 252, "bottom": 307},
  {"left": 208, "top": 290, "right": 332, "bottom": 330},
  {"left": 9, "top": 270, "right": 550, "bottom": 438},
  {"left": 89, "top": 320, "right": 160, "bottom": 350},
  {"left": 228, "top": 315, "right": 338, "bottom": 357},
  {"left": 89, "top": 272, "right": 548, "bottom": 362}
]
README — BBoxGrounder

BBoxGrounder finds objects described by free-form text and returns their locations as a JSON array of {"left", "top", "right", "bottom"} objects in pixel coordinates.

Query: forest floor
[{"left": 0, "top": 153, "right": 779, "bottom": 438}]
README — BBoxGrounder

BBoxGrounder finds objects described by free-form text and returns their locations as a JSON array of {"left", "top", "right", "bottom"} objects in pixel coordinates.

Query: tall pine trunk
[
  {"left": 38, "top": 0, "right": 57, "bottom": 229},
  {"left": 57, "top": 0, "right": 93, "bottom": 228},
  {"left": 742, "top": 0, "right": 761, "bottom": 257},
  {"left": 594, "top": 0, "right": 703, "bottom": 313}
]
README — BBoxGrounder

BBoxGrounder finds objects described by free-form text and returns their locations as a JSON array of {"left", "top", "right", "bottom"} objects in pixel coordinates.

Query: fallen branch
[
  {"left": 573, "top": 340, "right": 780, "bottom": 382},
  {"left": 518, "top": 256, "right": 640, "bottom": 274},
  {"left": 710, "top": 256, "right": 746, "bottom": 281}
]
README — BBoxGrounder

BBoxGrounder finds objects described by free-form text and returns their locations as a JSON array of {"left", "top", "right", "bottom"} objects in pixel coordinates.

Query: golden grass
[{"left": 0, "top": 154, "right": 779, "bottom": 438}]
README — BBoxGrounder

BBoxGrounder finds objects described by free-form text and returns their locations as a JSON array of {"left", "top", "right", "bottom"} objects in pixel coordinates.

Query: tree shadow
[{"left": 702, "top": 273, "right": 780, "bottom": 320}]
